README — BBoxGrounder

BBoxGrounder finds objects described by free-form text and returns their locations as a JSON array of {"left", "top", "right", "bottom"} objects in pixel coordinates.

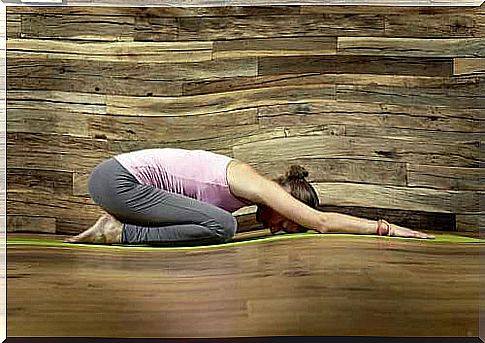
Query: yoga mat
[{"left": 7, "top": 232, "right": 484, "bottom": 252}]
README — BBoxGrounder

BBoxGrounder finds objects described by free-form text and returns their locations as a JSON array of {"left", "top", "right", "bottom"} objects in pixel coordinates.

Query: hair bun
[{"left": 286, "top": 165, "right": 309, "bottom": 180}]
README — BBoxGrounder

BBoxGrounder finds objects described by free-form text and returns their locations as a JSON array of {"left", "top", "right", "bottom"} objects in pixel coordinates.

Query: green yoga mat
[{"left": 7, "top": 232, "right": 484, "bottom": 252}]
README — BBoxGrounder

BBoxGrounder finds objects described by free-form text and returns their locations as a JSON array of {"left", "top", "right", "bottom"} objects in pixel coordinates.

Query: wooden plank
[
  {"left": 7, "top": 133, "right": 111, "bottom": 173},
  {"left": 177, "top": 14, "right": 385, "bottom": 41},
  {"left": 6, "top": 6, "right": 144, "bottom": 16},
  {"left": 7, "top": 14, "right": 21, "bottom": 39},
  {"left": 7, "top": 57, "right": 258, "bottom": 96},
  {"left": 234, "top": 213, "right": 263, "bottom": 233},
  {"left": 300, "top": 6, "right": 484, "bottom": 14},
  {"left": 134, "top": 16, "right": 180, "bottom": 42},
  {"left": 60, "top": 0, "right": 485, "bottom": 5},
  {"left": 258, "top": 56, "right": 452, "bottom": 76},
  {"left": 6, "top": 215, "right": 56, "bottom": 234},
  {"left": 8, "top": 6, "right": 299, "bottom": 17},
  {"left": 407, "top": 164, "right": 483, "bottom": 191},
  {"left": 7, "top": 168, "right": 73, "bottom": 195},
  {"left": 258, "top": 100, "right": 481, "bottom": 133},
  {"left": 214, "top": 37, "right": 337, "bottom": 59},
  {"left": 456, "top": 214, "right": 482, "bottom": 232},
  {"left": 247, "top": 157, "right": 407, "bottom": 186},
  {"left": 21, "top": 14, "right": 137, "bottom": 41},
  {"left": 336, "top": 82, "right": 484, "bottom": 108},
  {"left": 335, "top": 73, "right": 448, "bottom": 87},
  {"left": 105, "top": 125, "right": 339, "bottom": 162},
  {"left": 7, "top": 90, "right": 106, "bottom": 115},
  {"left": 454, "top": 58, "right": 485, "bottom": 75},
  {"left": 232, "top": 0, "right": 484, "bottom": 4},
  {"left": 7, "top": 106, "right": 257, "bottom": 138},
  {"left": 312, "top": 182, "right": 480, "bottom": 213},
  {"left": 87, "top": 109, "right": 259, "bottom": 141},
  {"left": 344, "top": 125, "right": 482, "bottom": 144},
  {"left": 7, "top": 57, "right": 257, "bottom": 82},
  {"left": 73, "top": 172, "right": 90, "bottom": 197},
  {"left": 7, "top": 39, "right": 213, "bottom": 63},
  {"left": 233, "top": 135, "right": 478, "bottom": 168},
  {"left": 7, "top": 108, "right": 91, "bottom": 137},
  {"left": 107, "top": 84, "right": 335, "bottom": 116},
  {"left": 338, "top": 37, "right": 485, "bottom": 57},
  {"left": 184, "top": 73, "right": 335, "bottom": 96},
  {"left": 95, "top": 122, "right": 264, "bottom": 146},
  {"left": 384, "top": 13, "right": 480, "bottom": 38},
  {"left": 7, "top": 58, "right": 184, "bottom": 96},
  {"left": 7, "top": 192, "right": 101, "bottom": 225}
]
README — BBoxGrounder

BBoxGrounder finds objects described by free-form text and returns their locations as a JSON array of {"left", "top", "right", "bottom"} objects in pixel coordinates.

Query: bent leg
[
  {"left": 87, "top": 158, "right": 237, "bottom": 246},
  {"left": 116, "top": 186, "right": 238, "bottom": 245}
]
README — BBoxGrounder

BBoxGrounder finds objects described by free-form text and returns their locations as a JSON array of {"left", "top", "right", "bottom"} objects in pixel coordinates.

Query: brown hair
[{"left": 256, "top": 165, "right": 320, "bottom": 232}]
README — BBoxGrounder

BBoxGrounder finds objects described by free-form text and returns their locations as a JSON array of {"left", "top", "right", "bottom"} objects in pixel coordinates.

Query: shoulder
[{"left": 226, "top": 159, "right": 269, "bottom": 204}]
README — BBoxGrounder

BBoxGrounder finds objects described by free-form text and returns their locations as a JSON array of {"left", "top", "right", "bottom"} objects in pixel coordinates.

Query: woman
[{"left": 65, "top": 148, "right": 434, "bottom": 246}]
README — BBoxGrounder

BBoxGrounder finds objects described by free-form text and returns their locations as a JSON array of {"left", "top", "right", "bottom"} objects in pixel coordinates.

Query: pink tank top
[{"left": 114, "top": 148, "right": 249, "bottom": 213}]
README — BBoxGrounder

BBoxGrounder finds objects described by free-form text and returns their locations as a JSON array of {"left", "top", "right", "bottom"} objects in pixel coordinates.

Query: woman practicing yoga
[{"left": 65, "top": 148, "right": 434, "bottom": 246}]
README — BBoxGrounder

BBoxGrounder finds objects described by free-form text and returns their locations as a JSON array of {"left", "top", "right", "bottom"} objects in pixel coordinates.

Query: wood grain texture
[
  {"left": 258, "top": 100, "right": 481, "bottom": 133},
  {"left": 336, "top": 82, "right": 484, "bottom": 108},
  {"left": 454, "top": 57, "right": 485, "bottom": 75},
  {"left": 233, "top": 135, "right": 479, "bottom": 168},
  {"left": 6, "top": 216, "right": 56, "bottom": 234},
  {"left": 7, "top": 192, "right": 100, "bottom": 223},
  {"left": 21, "top": 14, "right": 136, "bottom": 41},
  {"left": 6, "top": 14, "right": 21, "bottom": 39},
  {"left": 258, "top": 56, "right": 453, "bottom": 76},
  {"left": 313, "top": 182, "right": 480, "bottom": 213},
  {"left": 8, "top": 105, "right": 258, "bottom": 139},
  {"left": 7, "top": 6, "right": 300, "bottom": 17},
  {"left": 384, "top": 13, "right": 480, "bottom": 37},
  {"left": 249, "top": 157, "right": 407, "bottom": 186},
  {"left": 214, "top": 37, "right": 337, "bottom": 59},
  {"left": 7, "top": 133, "right": 111, "bottom": 173},
  {"left": 6, "top": 237, "right": 481, "bottom": 336},
  {"left": 7, "top": 39, "right": 213, "bottom": 63},
  {"left": 178, "top": 14, "right": 385, "bottom": 41},
  {"left": 300, "top": 5, "right": 484, "bottom": 14},
  {"left": 456, "top": 214, "right": 483, "bottom": 232},
  {"left": 52, "top": 0, "right": 485, "bottom": 5},
  {"left": 183, "top": 73, "right": 334, "bottom": 96},
  {"left": 344, "top": 125, "right": 481, "bottom": 144},
  {"left": 7, "top": 168, "right": 73, "bottom": 195},
  {"left": 338, "top": 37, "right": 485, "bottom": 57},
  {"left": 7, "top": 57, "right": 258, "bottom": 96},
  {"left": 106, "top": 85, "right": 335, "bottom": 116},
  {"left": 7, "top": 90, "right": 106, "bottom": 115},
  {"left": 7, "top": 5, "right": 484, "bottom": 233},
  {"left": 407, "top": 164, "right": 483, "bottom": 191}
]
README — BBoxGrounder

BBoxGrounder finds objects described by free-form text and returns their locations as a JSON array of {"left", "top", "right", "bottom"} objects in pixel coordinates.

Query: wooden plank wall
[{"left": 6, "top": 5, "right": 484, "bottom": 235}]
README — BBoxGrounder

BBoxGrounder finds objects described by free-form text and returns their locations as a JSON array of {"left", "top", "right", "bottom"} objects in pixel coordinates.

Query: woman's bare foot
[{"left": 64, "top": 214, "right": 123, "bottom": 244}]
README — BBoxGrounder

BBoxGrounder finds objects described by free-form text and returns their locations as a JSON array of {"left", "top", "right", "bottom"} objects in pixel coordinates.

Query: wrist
[{"left": 376, "top": 219, "right": 393, "bottom": 236}]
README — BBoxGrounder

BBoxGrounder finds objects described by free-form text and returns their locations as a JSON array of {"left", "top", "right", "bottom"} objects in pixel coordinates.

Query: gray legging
[{"left": 88, "top": 158, "right": 238, "bottom": 246}]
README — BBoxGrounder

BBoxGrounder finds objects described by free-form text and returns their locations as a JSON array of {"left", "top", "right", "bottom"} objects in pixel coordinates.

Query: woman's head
[{"left": 256, "top": 165, "right": 319, "bottom": 234}]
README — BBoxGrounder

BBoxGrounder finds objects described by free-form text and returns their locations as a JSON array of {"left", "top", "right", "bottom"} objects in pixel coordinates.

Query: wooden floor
[{"left": 7, "top": 233, "right": 482, "bottom": 338}]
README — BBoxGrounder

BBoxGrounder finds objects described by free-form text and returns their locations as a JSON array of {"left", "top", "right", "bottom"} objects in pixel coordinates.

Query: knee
[{"left": 208, "top": 214, "right": 237, "bottom": 243}]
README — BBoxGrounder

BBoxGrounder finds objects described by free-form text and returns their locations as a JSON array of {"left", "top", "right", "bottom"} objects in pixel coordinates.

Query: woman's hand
[{"left": 389, "top": 224, "right": 435, "bottom": 239}]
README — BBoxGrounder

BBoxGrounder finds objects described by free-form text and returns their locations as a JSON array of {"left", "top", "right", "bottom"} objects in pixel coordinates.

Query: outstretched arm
[
  {"left": 227, "top": 160, "right": 434, "bottom": 239},
  {"left": 319, "top": 212, "right": 434, "bottom": 239}
]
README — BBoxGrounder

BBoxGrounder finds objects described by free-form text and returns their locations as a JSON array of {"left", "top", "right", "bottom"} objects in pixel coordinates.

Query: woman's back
[{"left": 114, "top": 148, "right": 247, "bottom": 212}]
